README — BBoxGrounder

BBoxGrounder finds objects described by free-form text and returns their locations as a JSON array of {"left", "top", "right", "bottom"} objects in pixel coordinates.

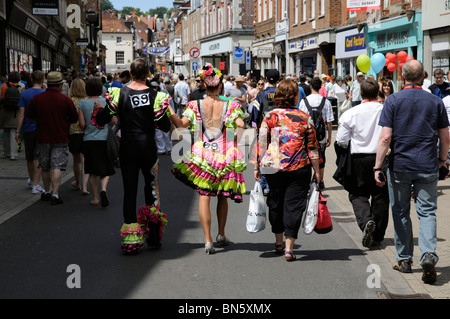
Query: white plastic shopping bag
[
  {"left": 303, "top": 182, "right": 319, "bottom": 235},
  {"left": 246, "top": 181, "right": 267, "bottom": 233}
]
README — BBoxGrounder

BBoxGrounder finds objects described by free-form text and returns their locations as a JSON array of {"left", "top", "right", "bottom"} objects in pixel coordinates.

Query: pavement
[{"left": 1, "top": 129, "right": 450, "bottom": 299}]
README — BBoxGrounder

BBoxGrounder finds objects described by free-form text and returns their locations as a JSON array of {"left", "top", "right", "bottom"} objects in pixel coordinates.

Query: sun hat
[
  {"left": 235, "top": 75, "right": 245, "bottom": 82},
  {"left": 47, "top": 71, "right": 65, "bottom": 85}
]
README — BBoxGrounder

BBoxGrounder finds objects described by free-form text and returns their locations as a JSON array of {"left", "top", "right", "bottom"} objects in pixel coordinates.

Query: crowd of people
[{"left": 1, "top": 60, "right": 450, "bottom": 285}]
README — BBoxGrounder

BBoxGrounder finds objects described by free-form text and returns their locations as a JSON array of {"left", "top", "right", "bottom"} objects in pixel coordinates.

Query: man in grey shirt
[
  {"left": 350, "top": 72, "right": 364, "bottom": 106},
  {"left": 174, "top": 73, "right": 190, "bottom": 116},
  {"left": 226, "top": 75, "right": 247, "bottom": 112}
]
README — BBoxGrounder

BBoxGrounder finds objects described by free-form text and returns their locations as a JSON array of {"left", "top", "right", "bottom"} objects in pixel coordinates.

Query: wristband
[
  {"left": 373, "top": 168, "right": 382, "bottom": 172},
  {"left": 439, "top": 158, "right": 446, "bottom": 163}
]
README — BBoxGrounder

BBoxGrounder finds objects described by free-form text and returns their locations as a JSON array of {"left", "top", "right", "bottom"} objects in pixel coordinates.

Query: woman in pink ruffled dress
[{"left": 168, "top": 64, "right": 247, "bottom": 254}]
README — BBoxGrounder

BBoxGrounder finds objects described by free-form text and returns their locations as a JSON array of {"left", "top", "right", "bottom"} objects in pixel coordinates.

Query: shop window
[{"left": 115, "top": 51, "right": 124, "bottom": 65}]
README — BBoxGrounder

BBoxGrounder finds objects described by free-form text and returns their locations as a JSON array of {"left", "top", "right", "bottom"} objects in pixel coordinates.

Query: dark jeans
[
  {"left": 348, "top": 153, "right": 389, "bottom": 242},
  {"left": 265, "top": 166, "right": 311, "bottom": 239}
]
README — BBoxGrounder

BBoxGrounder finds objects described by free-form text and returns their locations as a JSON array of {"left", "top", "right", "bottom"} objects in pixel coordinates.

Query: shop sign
[
  {"left": 32, "top": 0, "right": 59, "bottom": 15},
  {"left": 347, "top": 0, "right": 380, "bottom": 12},
  {"left": 256, "top": 48, "right": 272, "bottom": 58},
  {"left": 24, "top": 18, "right": 39, "bottom": 36},
  {"left": 345, "top": 34, "right": 366, "bottom": 52},
  {"left": 376, "top": 31, "right": 409, "bottom": 49}
]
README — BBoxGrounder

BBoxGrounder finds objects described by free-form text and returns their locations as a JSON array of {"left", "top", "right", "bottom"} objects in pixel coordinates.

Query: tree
[
  {"left": 121, "top": 6, "right": 144, "bottom": 16},
  {"left": 147, "top": 7, "right": 169, "bottom": 19},
  {"left": 101, "top": 0, "right": 115, "bottom": 11}
]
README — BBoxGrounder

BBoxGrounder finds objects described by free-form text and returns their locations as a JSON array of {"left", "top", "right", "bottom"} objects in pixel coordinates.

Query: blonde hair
[{"left": 69, "top": 78, "right": 87, "bottom": 98}]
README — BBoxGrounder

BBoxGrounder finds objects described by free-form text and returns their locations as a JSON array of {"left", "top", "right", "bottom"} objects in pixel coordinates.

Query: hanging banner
[
  {"left": 142, "top": 47, "right": 170, "bottom": 55},
  {"left": 347, "top": 0, "right": 380, "bottom": 12}
]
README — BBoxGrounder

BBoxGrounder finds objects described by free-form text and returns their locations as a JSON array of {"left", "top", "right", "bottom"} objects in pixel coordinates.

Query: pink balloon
[
  {"left": 387, "top": 63, "right": 396, "bottom": 72},
  {"left": 397, "top": 51, "right": 407, "bottom": 63}
]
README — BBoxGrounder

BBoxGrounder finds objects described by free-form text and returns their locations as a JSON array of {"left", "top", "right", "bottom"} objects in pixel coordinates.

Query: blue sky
[{"left": 109, "top": 0, "right": 173, "bottom": 12}]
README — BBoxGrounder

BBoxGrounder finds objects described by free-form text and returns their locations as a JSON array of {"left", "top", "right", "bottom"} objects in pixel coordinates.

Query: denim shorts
[{"left": 36, "top": 143, "right": 69, "bottom": 170}]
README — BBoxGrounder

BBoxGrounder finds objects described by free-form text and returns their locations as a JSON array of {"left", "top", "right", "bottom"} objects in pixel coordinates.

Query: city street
[{"left": 2, "top": 130, "right": 450, "bottom": 302}]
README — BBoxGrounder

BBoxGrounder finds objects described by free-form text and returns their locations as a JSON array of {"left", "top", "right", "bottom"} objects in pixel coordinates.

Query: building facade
[
  {"left": 1, "top": 0, "right": 73, "bottom": 76},
  {"left": 422, "top": 0, "right": 450, "bottom": 76}
]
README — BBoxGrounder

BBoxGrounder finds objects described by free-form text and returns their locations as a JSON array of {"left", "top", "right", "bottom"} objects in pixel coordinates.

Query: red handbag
[{"left": 314, "top": 192, "right": 333, "bottom": 234}]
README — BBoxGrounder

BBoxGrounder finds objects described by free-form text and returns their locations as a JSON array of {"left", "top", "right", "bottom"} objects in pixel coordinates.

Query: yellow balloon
[{"left": 356, "top": 54, "right": 371, "bottom": 73}]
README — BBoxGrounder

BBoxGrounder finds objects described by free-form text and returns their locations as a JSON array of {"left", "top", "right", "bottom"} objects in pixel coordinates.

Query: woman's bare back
[{"left": 200, "top": 97, "right": 226, "bottom": 134}]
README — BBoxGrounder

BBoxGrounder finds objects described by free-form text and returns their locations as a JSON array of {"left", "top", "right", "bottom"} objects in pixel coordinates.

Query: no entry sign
[{"left": 189, "top": 47, "right": 200, "bottom": 59}]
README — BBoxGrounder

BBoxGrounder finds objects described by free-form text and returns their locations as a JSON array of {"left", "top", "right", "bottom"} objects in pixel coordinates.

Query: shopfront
[
  {"left": 252, "top": 40, "right": 274, "bottom": 79},
  {"left": 422, "top": 0, "right": 450, "bottom": 76},
  {"left": 200, "top": 32, "right": 253, "bottom": 76},
  {"left": 335, "top": 27, "right": 368, "bottom": 78},
  {"left": 4, "top": 2, "right": 71, "bottom": 75},
  {"left": 288, "top": 36, "right": 319, "bottom": 75},
  {"left": 367, "top": 12, "right": 423, "bottom": 90}
]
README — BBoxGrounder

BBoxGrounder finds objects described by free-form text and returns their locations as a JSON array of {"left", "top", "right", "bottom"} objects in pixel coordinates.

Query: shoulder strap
[
  {"left": 318, "top": 97, "right": 326, "bottom": 112},
  {"left": 303, "top": 97, "right": 312, "bottom": 113}
]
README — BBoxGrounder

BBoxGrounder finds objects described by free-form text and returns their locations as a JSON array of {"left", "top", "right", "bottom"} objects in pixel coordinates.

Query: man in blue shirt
[
  {"left": 110, "top": 70, "right": 130, "bottom": 88},
  {"left": 250, "top": 69, "right": 280, "bottom": 195},
  {"left": 429, "top": 69, "right": 450, "bottom": 99},
  {"left": 16, "top": 70, "right": 46, "bottom": 194},
  {"left": 375, "top": 60, "right": 450, "bottom": 284}
]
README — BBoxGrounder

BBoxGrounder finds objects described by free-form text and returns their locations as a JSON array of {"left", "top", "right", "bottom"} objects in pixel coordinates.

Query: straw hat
[{"left": 47, "top": 71, "right": 65, "bottom": 85}]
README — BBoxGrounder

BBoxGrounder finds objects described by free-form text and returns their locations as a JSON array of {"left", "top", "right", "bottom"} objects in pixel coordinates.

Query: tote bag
[
  {"left": 246, "top": 182, "right": 267, "bottom": 233},
  {"left": 303, "top": 182, "right": 319, "bottom": 235},
  {"left": 314, "top": 192, "right": 333, "bottom": 234}
]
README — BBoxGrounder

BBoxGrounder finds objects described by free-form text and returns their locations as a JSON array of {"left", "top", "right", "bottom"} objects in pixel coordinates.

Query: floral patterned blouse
[
  {"left": 254, "top": 108, "right": 320, "bottom": 172},
  {"left": 69, "top": 97, "right": 85, "bottom": 135}
]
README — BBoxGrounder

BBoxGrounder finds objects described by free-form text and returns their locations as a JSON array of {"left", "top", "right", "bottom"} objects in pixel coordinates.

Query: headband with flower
[{"left": 198, "top": 64, "right": 223, "bottom": 87}]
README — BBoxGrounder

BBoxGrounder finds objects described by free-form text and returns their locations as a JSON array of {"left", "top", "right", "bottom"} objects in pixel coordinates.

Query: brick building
[
  {"left": 252, "top": 0, "right": 276, "bottom": 78},
  {"left": 287, "top": 0, "right": 342, "bottom": 76}
]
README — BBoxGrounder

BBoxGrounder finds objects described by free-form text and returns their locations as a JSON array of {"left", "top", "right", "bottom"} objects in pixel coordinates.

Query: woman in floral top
[{"left": 254, "top": 79, "right": 321, "bottom": 262}]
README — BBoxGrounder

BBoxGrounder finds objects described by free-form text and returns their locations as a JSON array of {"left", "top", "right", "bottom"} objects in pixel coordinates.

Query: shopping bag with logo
[
  {"left": 314, "top": 192, "right": 333, "bottom": 234},
  {"left": 303, "top": 182, "right": 319, "bottom": 235},
  {"left": 246, "top": 181, "right": 267, "bottom": 233}
]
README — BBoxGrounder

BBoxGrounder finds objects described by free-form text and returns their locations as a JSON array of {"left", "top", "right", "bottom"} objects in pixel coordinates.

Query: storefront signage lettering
[
  {"left": 376, "top": 30, "right": 409, "bottom": 49},
  {"left": 345, "top": 34, "right": 366, "bottom": 51},
  {"left": 25, "top": 18, "right": 39, "bottom": 36},
  {"left": 48, "top": 34, "right": 57, "bottom": 47},
  {"left": 347, "top": 0, "right": 381, "bottom": 12},
  {"left": 446, "top": 0, "right": 450, "bottom": 10},
  {"left": 209, "top": 43, "right": 220, "bottom": 51}
]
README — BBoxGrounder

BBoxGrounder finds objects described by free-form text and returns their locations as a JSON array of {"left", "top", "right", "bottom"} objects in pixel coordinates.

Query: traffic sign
[
  {"left": 192, "top": 62, "right": 198, "bottom": 71},
  {"left": 189, "top": 47, "right": 200, "bottom": 59},
  {"left": 234, "top": 47, "right": 244, "bottom": 58}
]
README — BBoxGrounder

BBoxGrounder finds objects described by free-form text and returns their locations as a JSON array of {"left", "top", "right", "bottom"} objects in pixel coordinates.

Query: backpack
[
  {"left": 256, "top": 89, "right": 276, "bottom": 126},
  {"left": 304, "top": 96, "right": 327, "bottom": 141},
  {"left": 3, "top": 82, "right": 20, "bottom": 114}
]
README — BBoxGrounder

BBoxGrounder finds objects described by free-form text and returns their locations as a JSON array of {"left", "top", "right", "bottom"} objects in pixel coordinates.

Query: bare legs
[
  {"left": 42, "top": 169, "right": 62, "bottom": 195},
  {"left": 199, "top": 195, "right": 228, "bottom": 246},
  {"left": 89, "top": 175, "right": 110, "bottom": 206},
  {"left": 72, "top": 152, "right": 89, "bottom": 193}
]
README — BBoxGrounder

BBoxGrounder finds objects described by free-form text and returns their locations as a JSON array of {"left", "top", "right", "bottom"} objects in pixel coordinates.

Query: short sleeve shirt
[{"left": 379, "top": 88, "right": 449, "bottom": 174}]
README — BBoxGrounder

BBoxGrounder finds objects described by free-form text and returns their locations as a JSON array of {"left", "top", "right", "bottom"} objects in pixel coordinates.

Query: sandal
[
  {"left": 275, "top": 244, "right": 284, "bottom": 255},
  {"left": 71, "top": 181, "right": 81, "bottom": 191},
  {"left": 284, "top": 251, "right": 296, "bottom": 262}
]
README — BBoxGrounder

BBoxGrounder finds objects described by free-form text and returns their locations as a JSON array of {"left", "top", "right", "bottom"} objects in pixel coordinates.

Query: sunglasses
[
  {"left": 258, "top": 83, "right": 264, "bottom": 85},
  {"left": 196, "top": 79, "right": 202, "bottom": 82}
]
